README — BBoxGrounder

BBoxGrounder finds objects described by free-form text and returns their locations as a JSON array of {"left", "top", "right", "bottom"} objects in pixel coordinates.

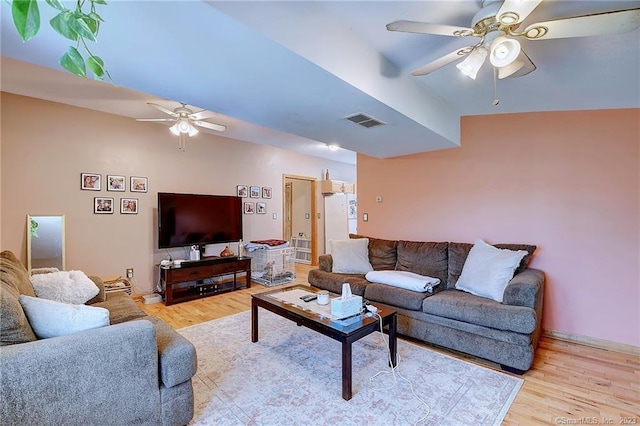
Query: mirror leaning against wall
[{"left": 27, "top": 215, "right": 66, "bottom": 273}]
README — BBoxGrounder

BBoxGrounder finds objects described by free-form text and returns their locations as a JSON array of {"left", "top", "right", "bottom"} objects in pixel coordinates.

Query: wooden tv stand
[{"left": 160, "top": 256, "right": 251, "bottom": 306}]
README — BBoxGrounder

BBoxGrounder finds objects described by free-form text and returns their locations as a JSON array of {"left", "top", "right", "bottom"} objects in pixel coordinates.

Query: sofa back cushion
[
  {"left": 1, "top": 251, "right": 36, "bottom": 297},
  {"left": 395, "top": 241, "right": 448, "bottom": 292},
  {"left": 448, "top": 242, "right": 537, "bottom": 289},
  {"left": 349, "top": 234, "right": 398, "bottom": 270},
  {"left": 1, "top": 251, "right": 38, "bottom": 345}
]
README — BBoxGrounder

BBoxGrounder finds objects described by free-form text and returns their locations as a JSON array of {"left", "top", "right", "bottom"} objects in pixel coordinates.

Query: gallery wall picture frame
[
  {"left": 262, "top": 187, "right": 272, "bottom": 199},
  {"left": 237, "top": 185, "right": 248, "bottom": 198},
  {"left": 256, "top": 202, "right": 267, "bottom": 214},
  {"left": 94, "top": 197, "right": 114, "bottom": 214},
  {"left": 107, "top": 175, "right": 126, "bottom": 191},
  {"left": 130, "top": 176, "right": 148, "bottom": 193},
  {"left": 244, "top": 202, "right": 255, "bottom": 214},
  {"left": 250, "top": 186, "right": 260, "bottom": 198},
  {"left": 120, "top": 198, "right": 139, "bottom": 214},
  {"left": 81, "top": 173, "right": 101, "bottom": 191}
]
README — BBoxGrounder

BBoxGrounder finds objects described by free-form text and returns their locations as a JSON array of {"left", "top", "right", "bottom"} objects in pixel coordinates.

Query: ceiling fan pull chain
[{"left": 492, "top": 67, "right": 500, "bottom": 106}]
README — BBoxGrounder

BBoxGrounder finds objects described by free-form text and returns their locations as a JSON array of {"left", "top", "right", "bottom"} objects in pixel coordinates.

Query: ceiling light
[
  {"left": 490, "top": 36, "right": 521, "bottom": 67},
  {"left": 497, "top": 60, "right": 524, "bottom": 79},
  {"left": 456, "top": 47, "right": 487, "bottom": 80},
  {"left": 327, "top": 144, "right": 339, "bottom": 151}
]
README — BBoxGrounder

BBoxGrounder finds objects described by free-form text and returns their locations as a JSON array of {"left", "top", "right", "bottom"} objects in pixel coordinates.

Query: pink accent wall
[{"left": 357, "top": 109, "right": 639, "bottom": 347}]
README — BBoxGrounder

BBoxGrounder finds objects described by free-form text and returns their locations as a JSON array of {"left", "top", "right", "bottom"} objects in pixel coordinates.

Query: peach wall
[
  {"left": 357, "top": 109, "right": 639, "bottom": 347},
  {"left": 1, "top": 93, "right": 355, "bottom": 294}
]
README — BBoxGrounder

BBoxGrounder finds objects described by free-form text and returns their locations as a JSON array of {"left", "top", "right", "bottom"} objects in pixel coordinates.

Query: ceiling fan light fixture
[
  {"left": 188, "top": 125, "right": 199, "bottom": 137},
  {"left": 497, "top": 60, "right": 525, "bottom": 79},
  {"left": 490, "top": 36, "right": 521, "bottom": 67},
  {"left": 456, "top": 47, "right": 487, "bottom": 80},
  {"left": 169, "top": 122, "right": 181, "bottom": 136}
]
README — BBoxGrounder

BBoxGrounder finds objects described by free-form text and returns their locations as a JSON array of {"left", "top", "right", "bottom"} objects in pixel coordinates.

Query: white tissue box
[{"left": 331, "top": 295, "right": 363, "bottom": 319}]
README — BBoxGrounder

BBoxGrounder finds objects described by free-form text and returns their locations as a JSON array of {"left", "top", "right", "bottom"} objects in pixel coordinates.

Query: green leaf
[
  {"left": 58, "top": 46, "right": 86, "bottom": 78},
  {"left": 50, "top": 11, "right": 78, "bottom": 41},
  {"left": 82, "top": 15, "right": 99, "bottom": 35},
  {"left": 91, "top": 0, "right": 108, "bottom": 5},
  {"left": 69, "top": 14, "right": 97, "bottom": 42},
  {"left": 44, "top": 0, "right": 66, "bottom": 11},
  {"left": 12, "top": 0, "right": 40, "bottom": 41},
  {"left": 87, "top": 55, "right": 104, "bottom": 79},
  {"left": 88, "top": 11, "right": 104, "bottom": 23}
]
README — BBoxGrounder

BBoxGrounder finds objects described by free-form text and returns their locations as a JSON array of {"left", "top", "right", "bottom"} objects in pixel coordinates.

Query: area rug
[{"left": 178, "top": 310, "right": 522, "bottom": 425}]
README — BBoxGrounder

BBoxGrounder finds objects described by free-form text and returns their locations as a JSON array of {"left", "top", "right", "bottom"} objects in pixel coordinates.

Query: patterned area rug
[{"left": 179, "top": 310, "right": 522, "bottom": 425}]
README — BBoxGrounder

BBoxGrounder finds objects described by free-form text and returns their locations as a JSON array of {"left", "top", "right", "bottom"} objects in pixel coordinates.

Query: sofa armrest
[
  {"left": 503, "top": 268, "right": 545, "bottom": 309},
  {"left": 318, "top": 254, "right": 333, "bottom": 272},
  {"left": 0, "top": 320, "right": 162, "bottom": 425},
  {"left": 86, "top": 275, "right": 106, "bottom": 304}
]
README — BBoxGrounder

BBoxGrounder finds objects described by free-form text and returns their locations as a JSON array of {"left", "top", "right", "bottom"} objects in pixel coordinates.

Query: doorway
[{"left": 283, "top": 175, "right": 317, "bottom": 266}]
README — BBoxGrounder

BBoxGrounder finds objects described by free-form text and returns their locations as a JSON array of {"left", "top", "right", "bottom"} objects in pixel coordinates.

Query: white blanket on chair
[{"left": 365, "top": 270, "right": 441, "bottom": 293}]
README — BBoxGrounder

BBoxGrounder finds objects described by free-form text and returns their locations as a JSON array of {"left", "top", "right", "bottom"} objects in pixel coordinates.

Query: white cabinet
[{"left": 291, "top": 237, "right": 312, "bottom": 264}]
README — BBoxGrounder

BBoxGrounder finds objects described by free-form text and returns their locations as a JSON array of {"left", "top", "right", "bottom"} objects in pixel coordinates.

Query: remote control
[{"left": 300, "top": 295, "right": 317, "bottom": 302}]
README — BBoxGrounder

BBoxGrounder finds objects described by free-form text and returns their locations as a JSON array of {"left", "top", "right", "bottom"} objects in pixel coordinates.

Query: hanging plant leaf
[
  {"left": 69, "top": 14, "right": 97, "bottom": 42},
  {"left": 81, "top": 15, "right": 100, "bottom": 36},
  {"left": 87, "top": 55, "right": 105, "bottom": 79},
  {"left": 91, "top": 0, "right": 108, "bottom": 5},
  {"left": 12, "top": 0, "right": 40, "bottom": 42},
  {"left": 50, "top": 11, "right": 78, "bottom": 41},
  {"left": 44, "top": 0, "right": 66, "bottom": 11},
  {"left": 88, "top": 11, "right": 104, "bottom": 23},
  {"left": 59, "top": 46, "right": 86, "bottom": 78}
]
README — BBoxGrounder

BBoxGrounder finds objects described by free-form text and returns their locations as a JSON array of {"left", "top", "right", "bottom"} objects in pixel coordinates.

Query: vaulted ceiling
[{"left": 2, "top": 1, "right": 639, "bottom": 165}]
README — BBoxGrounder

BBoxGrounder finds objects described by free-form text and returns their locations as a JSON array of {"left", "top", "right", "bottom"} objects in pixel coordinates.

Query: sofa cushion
[
  {"left": 19, "top": 295, "right": 110, "bottom": 339},
  {"left": 1, "top": 251, "right": 36, "bottom": 297},
  {"left": 30, "top": 270, "right": 99, "bottom": 305},
  {"left": 92, "top": 292, "right": 148, "bottom": 324},
  {"left": 395, "top": 241, "right": 448, "bottom": 292},
  {"left": 349, "top": 234, "right": 398, "bottom": 270},
  {"left": 448, "top": 242, "right": 537, "bottom": 289},
  {"left": 328, "top": 238, "right": 373, "bottom": 274},
  {"left": 307, "top": 269, "right": 370, "bottom": 296},
  {"left": 0, "top": 283, "right": 37, "bottom": 345},
  {"left": 364, "top": 283, "right": 432, "bottom": 311},
  {"left": 423, "top": 290, "right": 537, "bottom": 334}
]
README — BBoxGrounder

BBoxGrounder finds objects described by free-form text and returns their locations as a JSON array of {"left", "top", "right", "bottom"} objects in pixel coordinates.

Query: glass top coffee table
[{"left": 251, "top": 285, "right": 397, "bottom": 401}]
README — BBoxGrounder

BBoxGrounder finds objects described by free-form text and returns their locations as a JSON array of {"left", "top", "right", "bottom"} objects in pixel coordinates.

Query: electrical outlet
[{"left": 126, "top": 268, "right": 134, "bottom": 279}]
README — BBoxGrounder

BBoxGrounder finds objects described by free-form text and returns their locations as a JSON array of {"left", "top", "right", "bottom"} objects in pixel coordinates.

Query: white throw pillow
[
  {"left": 19, "top": 295, "right": 110, "bottom": 339},
  {"left": 455, "top": 239, "right": 528, "bottom": 303},
  {"left": 329, "top": 238, "right": 373, "bottom": 274},
  {"left": 30, "top": 270, "right": 99, "bottom": 304},
  {"left": 365, "top": 270, "right": 440, "bottom": 293}
]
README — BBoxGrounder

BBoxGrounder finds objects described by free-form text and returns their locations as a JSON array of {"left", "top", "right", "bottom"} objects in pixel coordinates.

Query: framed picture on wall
[
  {"left": 237, "top": 185, "right": 248, "bottom": 198},
  {"left": 262, "top": 187, "right": 272, "bottom": 199},
  {"left": 94, "top": 197, "right": 114, "bottom": 214},
  {"left": 81, "top": 173, "right": 101, "bottom": 191},
  {"left": 244, "top": 202, "right": 255, "bottom": 214},
  {"left": 120, "top": 198, "right": 138, "bottom": 214},
  {"left": 250, "top": 186, "right": 260, "bottom": 198},
  {"left": 130, "top": 176, "right": 148, "bottom": 193},
  {"left": 256, "top": 202, "right": 266, "bottom": 214},
  {"left": 107, "top": 175, "right": 126, "bottom": 191}
]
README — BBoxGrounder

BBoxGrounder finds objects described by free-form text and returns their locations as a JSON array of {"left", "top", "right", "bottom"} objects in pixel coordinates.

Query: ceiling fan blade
[
  {"left": 411, "top": 47, "right": 473, "bottom": 76},
  {"left": 496, "top": 0, "right": 543, "bottom": 25},
  {"left": 189, "top": 110, "right": 216, "bottom": 121},
  {"left": 135, "top": 118, "right": 175, "bottom": 122},
  {"left": 523, "top": 8, "right": 640, "bottom": 40},
  {"left": 147, "top": 102, "right": 178, "bottom": 117},
  {"left": 503, "top": 49, "right": 537, "bottom": 79},
  {"left": 386, "top": 20, "right": 475, "bottom": 37},
  {"left": 193, "top": 120, "right": 226, "bottom": 132}
]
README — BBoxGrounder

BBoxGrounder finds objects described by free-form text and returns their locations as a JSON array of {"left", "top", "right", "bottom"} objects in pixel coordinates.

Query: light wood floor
[{"left": 136, "top": 264, "right": 640, "bottom": 425}]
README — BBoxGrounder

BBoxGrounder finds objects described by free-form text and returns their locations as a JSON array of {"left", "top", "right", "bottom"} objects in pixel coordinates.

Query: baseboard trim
[{"left": 543, "top": 329, "right": 640, "bottom": 356}]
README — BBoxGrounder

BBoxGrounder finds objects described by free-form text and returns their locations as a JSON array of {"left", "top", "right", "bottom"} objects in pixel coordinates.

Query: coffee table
[{"left": 251, "top": 285, "right": 397, "bottom": 400}]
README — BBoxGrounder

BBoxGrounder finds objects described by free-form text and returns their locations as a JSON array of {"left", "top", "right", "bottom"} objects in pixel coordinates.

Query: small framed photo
[
  {"left": 256, "top": 202, "right": 267, "bottom": 214},
  {"left": 244, "top": 202, "right": 255, "bottom": 214},
  {"left": 107, "top": 175, "right": 126, "bottom": 192},
  {"left": 120, "top": 198, "right": 138, "bottom": 214},
  {"left": 94, "top": 197, "right": 114, "bottom": 214},
  {"left": 250, "top": 186, "right": 260, "bottom": 198},
  {"left": 262, "top": 187, "right": 272, "bottom": 199},
  {"left": 237, "top": 185, "right": 248, "bottom": 198},
  {"left": 130, "top": 176, "right": 148, "bottom": 193},
  {"left": 81, "top": 173, "right": 101, "bottom": 191}
]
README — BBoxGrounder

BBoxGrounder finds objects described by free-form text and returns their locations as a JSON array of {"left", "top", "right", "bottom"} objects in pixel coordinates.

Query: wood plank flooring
[{"left": 136, "top": 264, "right": 639, "bottom": 425}]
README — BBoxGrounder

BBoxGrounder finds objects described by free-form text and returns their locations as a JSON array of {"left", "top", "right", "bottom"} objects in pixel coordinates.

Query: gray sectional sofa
[
  {"left": 0, "top": 250, "right": 197, "bottom": 425},
  {"left": 308, "top": 235, "right": 545, "bottom": 373}
]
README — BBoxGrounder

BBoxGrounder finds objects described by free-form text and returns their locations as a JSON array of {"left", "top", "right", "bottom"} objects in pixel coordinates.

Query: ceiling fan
[
  {"left": 387, "top": 0, "right": 640, "bottom": 82},
  {"left": 136, "top": 102, "right": 226, "bottom": 151}
]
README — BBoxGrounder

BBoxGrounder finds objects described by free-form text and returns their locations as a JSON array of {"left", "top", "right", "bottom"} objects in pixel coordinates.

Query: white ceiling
[{"left": 2, "top": 1, "right": 639, "bottom": 166}]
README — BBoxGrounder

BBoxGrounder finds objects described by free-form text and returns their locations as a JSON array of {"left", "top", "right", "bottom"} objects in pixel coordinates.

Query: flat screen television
[{"left": 157, "top": 192, "right": 243, "bottom": 249}]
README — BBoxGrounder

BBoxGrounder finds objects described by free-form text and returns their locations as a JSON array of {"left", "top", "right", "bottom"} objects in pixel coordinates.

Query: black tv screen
[{"left": 158, "top": 192, "right": 243, "bottom": 249}]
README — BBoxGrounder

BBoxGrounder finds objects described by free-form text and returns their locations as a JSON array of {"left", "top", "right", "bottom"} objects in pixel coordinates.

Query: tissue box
[{"left": 331, "top": 295, "right": 363, "bottom": 319}]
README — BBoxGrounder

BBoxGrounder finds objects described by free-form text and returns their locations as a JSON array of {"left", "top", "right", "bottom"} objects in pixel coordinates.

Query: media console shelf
[{"left": 160, "top": 256, "right": 251, "bottom": 306}]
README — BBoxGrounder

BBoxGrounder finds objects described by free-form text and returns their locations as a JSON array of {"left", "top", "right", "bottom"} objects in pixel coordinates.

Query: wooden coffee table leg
[
  {"left": 251, "top": 300, "right": 258, "bottom": 343},
  {"left": 342, "top": 340, "right": 352, "bottom": 400}
]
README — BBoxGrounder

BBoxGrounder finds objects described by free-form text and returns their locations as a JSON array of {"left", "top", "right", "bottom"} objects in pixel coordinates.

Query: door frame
[{"left": 283, "top": 174, "right": 318, "bottom": 266}]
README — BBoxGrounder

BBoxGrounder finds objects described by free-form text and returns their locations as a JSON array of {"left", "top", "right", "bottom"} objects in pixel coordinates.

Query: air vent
[{"left": 344, "top": 113, "right": 385, "bottom": 128}]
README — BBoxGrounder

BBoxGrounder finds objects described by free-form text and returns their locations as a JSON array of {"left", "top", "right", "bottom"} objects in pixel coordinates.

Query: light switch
[
  {"left": 272, "top": 213, "right": 277, "bottom": 219},
  {"left": 363, "top": 213, "right": 369, "bottom": 222}
]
